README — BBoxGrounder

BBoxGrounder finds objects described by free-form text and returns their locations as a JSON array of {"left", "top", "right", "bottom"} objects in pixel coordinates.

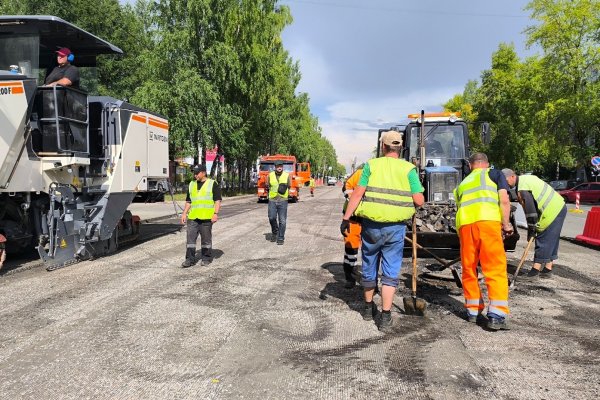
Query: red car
[{"left": 558, "top": 182, "right": 600, "bottom": 203}]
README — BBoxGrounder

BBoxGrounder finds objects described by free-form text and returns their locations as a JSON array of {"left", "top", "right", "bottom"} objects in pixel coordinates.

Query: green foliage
[{"left": 444, "top": 0, "right": 600, "bottom": 178}]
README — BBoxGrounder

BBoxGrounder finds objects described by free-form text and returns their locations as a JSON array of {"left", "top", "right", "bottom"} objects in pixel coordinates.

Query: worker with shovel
[
  {"left": 455, "top": 153, "right": 513, "bottom": 330},
  {"left": 502, "top": 169, "right": 566, "bottom": 281},
  {"left": 342, "top": 131, "right": 424, "bottom": 332}
]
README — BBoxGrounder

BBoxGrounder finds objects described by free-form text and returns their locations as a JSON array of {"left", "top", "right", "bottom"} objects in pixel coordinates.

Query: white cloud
[
  {"left": 321, "top": 87, "right": 462, "bottom": 170},
  {"left": 284, "top": 37, "right": 336, "bottom": 103}
]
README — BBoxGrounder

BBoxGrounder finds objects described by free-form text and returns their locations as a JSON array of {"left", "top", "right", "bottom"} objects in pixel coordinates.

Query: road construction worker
[
  {"left": 309, "top": 176, "right": 315, "bottom": 197},
  {"left": 342, "top": 131, "right": 424, "bottom": 332},
  {"left": 502, "top": 169, "right": 566, "bottom": 281},
  {"left": 180, "top": 165, "right": 222, "bottom": 267},
  {"left": 340, "top": 166, "right": 363, "bottom": 289},
  {"left": 455, "top": 153, "right": 513, "bottom": 330},
  {"left": 45, "top": 47, "right": 79, "bottom": 88},
  {"left": 0, "top": 234, "right": 6, "bottom": 271},
  {"left": 266, "top": 161, "right": 291, "bottom": 245}
]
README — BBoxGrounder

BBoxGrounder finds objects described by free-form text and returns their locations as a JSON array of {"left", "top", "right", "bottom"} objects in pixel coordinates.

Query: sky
[{"left": 279, "top": 0, "right": 535, "bottom": 170}]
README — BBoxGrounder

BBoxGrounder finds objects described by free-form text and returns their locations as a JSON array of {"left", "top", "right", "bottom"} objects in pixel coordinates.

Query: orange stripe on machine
[
  {"left": 131, "top": 115, "right": 147, "bottom": 123},
  {"left": 148, "top": 118, "right": 168, "bottom": 130}
]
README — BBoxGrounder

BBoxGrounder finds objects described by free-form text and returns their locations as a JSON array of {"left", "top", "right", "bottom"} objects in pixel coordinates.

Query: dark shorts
[{"left": 534, "top": 205, "right": 567, "bottom": 264}]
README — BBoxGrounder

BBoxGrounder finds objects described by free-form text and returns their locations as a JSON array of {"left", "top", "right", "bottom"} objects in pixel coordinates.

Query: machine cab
[{"left": 0, "top": 16, "right": 122, "bottom": 158}]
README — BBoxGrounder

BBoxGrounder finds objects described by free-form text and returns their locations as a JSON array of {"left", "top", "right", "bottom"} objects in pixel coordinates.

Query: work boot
[
  {"left": 270, "top": 233, "right": 277, "bottom": 242},
  {"left": 344, "top": 279, "right": 356, "bottom": 289},
  {"left": 377, "top": 311, "right": 393, "bottom": 332},
  {"left": 277, "top": 239, "right": 284, "bottom": 245},
  {"left": 521, "top": 268, "right": 540, "bottom": 282},
  {"left": 181, "top": 258, "right": 194, "bottom": 268},
  {"left": 540, "top": 267, "right": 553, "bottom": 279},
  {"left": 486, "top": 313, "right": 510, "bottom": 331},
  {"left": 361, "top": 302, "right": 378, "bottom": 321},
  {"left": 466, "top": 313, "right": 482, "bottom": 323}
]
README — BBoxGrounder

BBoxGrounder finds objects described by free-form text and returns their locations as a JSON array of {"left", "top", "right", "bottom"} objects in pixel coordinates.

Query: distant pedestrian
[
  {"left": 0, "top": 234, "right": 6, "bottom": 271},
  {"left": 340, "top": 166, "right": 363, "bottom": 289},
  {"left": 342, "top": 131, "right": 424, "bottom": 332},
  {"left": 455, "top": 153, "right": 513, "bottom": 330},
  {"left": 502, "top": 169, "right": 566, "bottom": 280},
  {"left": 267, "top": 161, "right": 291, "bottom": 245},
  {"left": 180, "top": 165, "right": 222, "bottom": 267},
  {"left": 309, "top": 176, "right": 316, "bottom": 197}
]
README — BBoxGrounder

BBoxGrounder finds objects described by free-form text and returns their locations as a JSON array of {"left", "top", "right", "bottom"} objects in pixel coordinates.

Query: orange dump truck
[{"left": 257, "top": 155, "right": 310, "bottom": 202}]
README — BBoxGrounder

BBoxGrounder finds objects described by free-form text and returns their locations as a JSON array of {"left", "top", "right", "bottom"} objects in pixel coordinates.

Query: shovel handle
[{"left": 510, "top": 236, "right": 535, "bottom": 288}]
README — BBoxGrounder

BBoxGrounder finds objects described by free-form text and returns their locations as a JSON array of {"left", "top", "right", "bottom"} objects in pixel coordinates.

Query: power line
[{"left": 280, "top": 0, "right": 529, "bottom": 19}]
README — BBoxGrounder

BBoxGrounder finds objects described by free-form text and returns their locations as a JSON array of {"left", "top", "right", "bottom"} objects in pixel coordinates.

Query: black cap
[
  {"left": 192, "top": 164, "right": 207, "bottom": 174},
  {"left": 275, "top": 161, "right": 284, "bottom": 166}
]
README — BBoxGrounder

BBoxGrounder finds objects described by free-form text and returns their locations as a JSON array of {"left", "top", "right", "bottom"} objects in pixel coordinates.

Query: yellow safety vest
[
  {"left": 454, "top": 168, "right": 501, "bottom": 230},
  {"left": 309, "top": 178, "right": 315, "bottom": 188},
  {"left": 188, "top": 179, "right": 215, "bottom": 220},
  {"left": 355, "top": 158, "right": 416, "bottom": 222},
  {"left": 518, "top": 175, "right": 565, "bottom": 232},
  {"left": 269, "top": 171, "right": 289, "bottom": 199}
]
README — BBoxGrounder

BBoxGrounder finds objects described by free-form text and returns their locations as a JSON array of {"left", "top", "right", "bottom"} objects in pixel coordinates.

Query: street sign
[{"left": 592, "top": 156, "right": 600, "bottom": 167}]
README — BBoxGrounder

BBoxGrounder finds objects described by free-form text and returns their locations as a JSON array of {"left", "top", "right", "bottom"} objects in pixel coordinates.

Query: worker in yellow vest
[
  {"left": 502, "top": 169, "right": 566, "bottom": 280},
  {"left": 455, "top": 153, "right": 513, "bottom": 330},
  {"left": 180, "top": 164, "right": 222, "bottom": 267},
  {"left": 267, "top": 161, "right": 291, "bottom": 245},
  {"left": 309, "top": 176, "right": 316, "bottom": 197},
  {"left": 342, "top": 131, "right": 424, "bottom": 332}
]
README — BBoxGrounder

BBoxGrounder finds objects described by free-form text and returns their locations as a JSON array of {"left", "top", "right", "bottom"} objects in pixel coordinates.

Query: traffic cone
[{"left": 575, "top": 206, "right": 600, "bottom": 246}]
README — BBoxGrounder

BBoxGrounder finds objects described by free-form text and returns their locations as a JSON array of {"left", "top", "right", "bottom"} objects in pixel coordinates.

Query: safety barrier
[{"left": 575, "top": 206, "right": 600, "bottom": 246}]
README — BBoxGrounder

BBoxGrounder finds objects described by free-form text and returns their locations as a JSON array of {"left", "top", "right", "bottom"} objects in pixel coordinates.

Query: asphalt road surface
[{"left": 1, "top": 187, "right": 599, "bottom": 399}]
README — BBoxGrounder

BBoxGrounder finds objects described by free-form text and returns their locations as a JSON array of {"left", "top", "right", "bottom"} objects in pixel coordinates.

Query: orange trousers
[
  {"left": 459, "top": 221, "right": 509, "bottom": 318},
  {"left": 344, "top": 220, "right": 362, "bottom": 250}
]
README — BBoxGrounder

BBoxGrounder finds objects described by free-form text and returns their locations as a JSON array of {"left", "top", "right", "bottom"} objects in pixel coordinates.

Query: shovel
[
  {"left": 403, "top": 215, "right": 427, "bottom": 316},
  {"left": 509, "top": 236, "right": 535, "bottom": 289}
]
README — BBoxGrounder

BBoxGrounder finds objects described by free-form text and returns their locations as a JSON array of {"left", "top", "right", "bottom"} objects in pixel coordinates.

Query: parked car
[
  {"left": 549, "top": 180, "right": 579, "bottom": 190},
  {"left": 327, "top": 177, "right": 338, "bottom": 186},
  {"left": 558, "top": 182, "right": 600, "bottom": 203}
]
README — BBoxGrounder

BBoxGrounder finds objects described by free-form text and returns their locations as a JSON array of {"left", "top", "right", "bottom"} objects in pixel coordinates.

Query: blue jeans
[
  {"left": 360, "top": 220, "right": 406, "bottom": 288},
  {"left": 268, "top": 199, "right": 288, "bottom": 241},
  {"left": 534, "top": 205, "right": 567, "bottom": 264}
]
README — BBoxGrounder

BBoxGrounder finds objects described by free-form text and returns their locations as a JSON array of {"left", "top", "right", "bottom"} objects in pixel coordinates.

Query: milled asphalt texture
[{"left": 0, "top": 186, "right": 598, "bottom": 399}]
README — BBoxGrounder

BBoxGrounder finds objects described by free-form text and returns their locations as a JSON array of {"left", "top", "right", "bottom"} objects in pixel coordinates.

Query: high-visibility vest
[
  {"left": 355, "top": 158, "right": 416, "bottom": 222},
  {"left": 188, "top": 179, "right": 215, "bottom": 220},
  {"left": 309, "top": 178, "right": 315, "bottom": 188},
  {"left": 518, "top": 175, "right": 565, "bottom": 231},
  {"left": 454, "top": 168, "right": 501, "bottom": 230},
  {"left": 269, "top": 171, "right": 289, "bottom": 199}
]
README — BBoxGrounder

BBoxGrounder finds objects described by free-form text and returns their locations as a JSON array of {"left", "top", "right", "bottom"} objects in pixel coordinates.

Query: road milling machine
[
  {"left": 0, "top": 16, "right": 169, "bottom": 269},
  {"left": 377, "top": 111, "right": 519, "bottom": 258}
]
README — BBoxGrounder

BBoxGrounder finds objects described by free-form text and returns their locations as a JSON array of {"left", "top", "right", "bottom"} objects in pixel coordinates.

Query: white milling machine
[{"left": 0, "top": 16, "right": 169, "bottom": 269}]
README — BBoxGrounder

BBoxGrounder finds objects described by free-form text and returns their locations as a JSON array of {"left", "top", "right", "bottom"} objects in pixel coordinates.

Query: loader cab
[
  {"left": 404, "top": 119, "right": 469, "bottom": 170},
  {"left": 0, "top": 16, "right": 122, "bottom": 157}
]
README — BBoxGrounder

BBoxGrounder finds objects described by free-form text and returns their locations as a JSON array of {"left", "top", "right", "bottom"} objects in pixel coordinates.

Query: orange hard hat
[{"left": 0, "top": 234, "right": 6, "bottom": 243}]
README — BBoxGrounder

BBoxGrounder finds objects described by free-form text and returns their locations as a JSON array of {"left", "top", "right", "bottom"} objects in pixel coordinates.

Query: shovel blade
[{"left": 403, "top": 296, "right": 427, "bottom": 316}]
